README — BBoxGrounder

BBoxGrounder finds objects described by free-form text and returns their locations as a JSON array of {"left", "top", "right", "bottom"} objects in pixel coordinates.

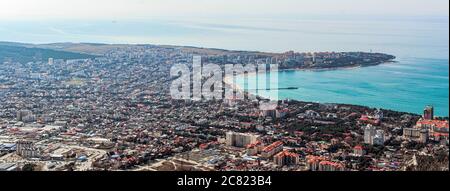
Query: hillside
[{"left": 0, "top": 44, "right": 96, "bottom": 63}]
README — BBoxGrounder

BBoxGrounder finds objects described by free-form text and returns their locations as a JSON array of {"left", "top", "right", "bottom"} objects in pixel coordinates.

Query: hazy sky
[{"left": 0, "top": 0, "right": 448, "bottom": 21}]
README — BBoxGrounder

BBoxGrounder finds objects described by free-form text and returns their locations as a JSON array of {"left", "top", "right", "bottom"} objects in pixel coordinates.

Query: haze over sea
[{"left": 1, "top": 15, "right": 448, "bottom": 116}]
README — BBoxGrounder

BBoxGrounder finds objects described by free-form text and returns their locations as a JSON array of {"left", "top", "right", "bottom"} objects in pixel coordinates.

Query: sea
[{"left": 0, "top": 15, "right": 448, "bottom": 116}]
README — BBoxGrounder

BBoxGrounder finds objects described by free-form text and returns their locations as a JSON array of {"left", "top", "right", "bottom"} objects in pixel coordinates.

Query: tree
[{"left": 22, "top": 163, "right": 36, "bottom": 171}]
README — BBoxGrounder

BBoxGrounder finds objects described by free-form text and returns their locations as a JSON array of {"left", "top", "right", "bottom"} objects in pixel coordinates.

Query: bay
[{"left": 236, "top": 57, "right": 449, "bottom": 116}]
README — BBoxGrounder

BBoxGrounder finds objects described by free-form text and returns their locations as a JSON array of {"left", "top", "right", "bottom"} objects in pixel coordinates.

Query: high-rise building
[
  {"left": 318, "top": 161, "right": 345, "bottom": 171},
  {"left": 424, "top": 106, "right": 434, "bottom": 120},
  {"left": 306, "top": 156, "right": 345, "bottom": 171},
  {"left": 48, "top": 58, "right": 54, "bottom": 65},
  {"left": 373, "top": 130, "right": 385, "bottom": 146},
  {"left": 273, "top": 151, "right": 299, "bottom": 167},
  {"left": 226, "top": 132, "right": 259, "bottom": 148},
  {"left": 364, "top": 125, "right": 385, "bottom": 145},
  {"left": 403, "top": 128, "right": 428, "bottom": 143},
  {"left": 260, "top": 109, "right": 277, "bottom": 119},
  {"left": 16, "top": 140, "right": 39, "bottom": 158},
  {"left": 415, "top": 119, "right": 449, "bottom": 143},
  {"left": 16, "top": 110, "right": 32, "bottom": 122},
  {"left": 364, "top": 125, "right": 377, "bottom": 144},
  {"left": 246, "top": 141, "right": 263, "bottom": 156}
]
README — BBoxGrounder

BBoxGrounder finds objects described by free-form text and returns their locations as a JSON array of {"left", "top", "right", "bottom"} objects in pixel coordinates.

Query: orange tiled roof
[
  {"left": 354, "top": 145, "right": 363, "bottom": 150},
  {"left": 246, "top": 141, "right": 262, "bottom": 149},
  {"left": 274, "top": 151, "right": 299, "bottom": 158},
  {"left": 433, "top": 133, "right": 449, "bottom": 137},
  {"left": 306, "top": 155, "right": 327, "bottom": 163},
  {"left": 417, "top": 119, "right": 449, "bottom": 129},
  {"left": 262, "top": 141, "right": 283, "bottom": 152},
  {"left": 319, "top": 161, "right": 344, "bottom": 168}
]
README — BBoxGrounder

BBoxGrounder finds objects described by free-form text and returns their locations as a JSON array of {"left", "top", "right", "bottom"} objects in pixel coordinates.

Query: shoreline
[
  {"left": 279, "top": 60, "right": 396, "bottom": 72},
  {"left": 221, "top": 60, "right": 444, "bottom": 116},
  {"left": 224, "top": 60, "right": 396, "bottom": 93}
]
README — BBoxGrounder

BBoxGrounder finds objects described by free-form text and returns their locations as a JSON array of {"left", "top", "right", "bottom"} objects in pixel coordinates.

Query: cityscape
[
  {"left": 0, "top": 0, "right": 449, "bottom": 174},
  {"left": 0, "top": 43, "right": 448, "bottom": 171}
]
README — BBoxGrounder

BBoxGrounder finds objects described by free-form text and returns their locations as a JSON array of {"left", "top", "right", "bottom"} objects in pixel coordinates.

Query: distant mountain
[
  {"left": 39, "top": 43, "right": 128, "bottom": 55},
  {"left": 0, "top": 44, "right": 97, "bottom": 63},
  {"left": 0, "top": 41, "right": 33, "bottom": 47},
  {"left": 0, "top": 41, "right": 275, "bottom": 57}
]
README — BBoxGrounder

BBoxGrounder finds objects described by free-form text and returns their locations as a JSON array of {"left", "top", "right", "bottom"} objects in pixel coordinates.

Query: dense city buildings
[
  {"left": 403, "top": 128, "right": 428, "bottom": 143},
  {"left": 0, "top": 43, "right": 448, "bottom": 171}
]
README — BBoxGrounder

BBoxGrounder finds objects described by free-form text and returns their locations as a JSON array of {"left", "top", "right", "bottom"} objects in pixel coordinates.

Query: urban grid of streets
[{"left": 0, "top": 44, "right": 448, "bottom": 171}]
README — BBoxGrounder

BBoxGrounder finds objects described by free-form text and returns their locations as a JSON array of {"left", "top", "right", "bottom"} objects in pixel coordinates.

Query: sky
[
  {"left": 0, "top": 0, "right": 448, "bottom": 21},
  {"left": 0, "top": 0, "right": 448, "bottom": 57}
]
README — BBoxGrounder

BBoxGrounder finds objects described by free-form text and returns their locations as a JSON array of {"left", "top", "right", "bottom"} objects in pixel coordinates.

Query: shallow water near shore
[{"left": 236, "top": 57, "right": 449, "bottom": 116}]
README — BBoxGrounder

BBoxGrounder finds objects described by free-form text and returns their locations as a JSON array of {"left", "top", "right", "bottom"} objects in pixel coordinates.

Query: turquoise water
[
  {"left": 1, "top": 16, "right": 448, "bottom": 115},
  {"left": 237, "top": 57, "right": 449, "bottom": 116}
]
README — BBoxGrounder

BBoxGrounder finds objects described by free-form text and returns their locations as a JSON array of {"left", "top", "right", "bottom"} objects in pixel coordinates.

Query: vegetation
[
  {"left": 0, "top": 45, "right": 96, "bottom": 63},
  {"left": 22, "top": 163, "right": 37, "bottom": 171}
]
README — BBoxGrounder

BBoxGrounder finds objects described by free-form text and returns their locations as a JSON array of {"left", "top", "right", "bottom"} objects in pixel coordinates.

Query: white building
[
  {"left": 364, "top": 125, "right": 377, "bottom": 144},
  {"left": 226, "top": 132, "right": 259, "bottom": 148},
  {"left": 364, "top": 125, "right": 385, "bottom": 145},
  {"left": 373, "top": 130, "right": 385, "bottom": 146}
]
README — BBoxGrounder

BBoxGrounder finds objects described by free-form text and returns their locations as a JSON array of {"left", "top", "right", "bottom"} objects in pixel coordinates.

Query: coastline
[
  {"left": 223, "top": 58, "right": 448, "bottom": 117},
  {"left": 221, "top": 60, "right": 434, "bottom": 116},
  {"left": 281, "top": 60, "right": 396, "bottom": 72},
  {"left": 223, "top": 60, "right": 396, "bottom": 94}
]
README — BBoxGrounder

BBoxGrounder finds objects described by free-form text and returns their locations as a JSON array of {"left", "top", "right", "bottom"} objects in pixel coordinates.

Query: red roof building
[{"left": 416, "top": 119, "right": 449, "bottom": 142}]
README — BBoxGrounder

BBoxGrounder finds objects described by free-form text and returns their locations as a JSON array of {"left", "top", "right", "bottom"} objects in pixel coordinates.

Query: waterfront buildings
[
  {"left": 424, "top": 106, "right": 434, "bottom": 120},
  {"left": 415, "top": 119, "right": 449, "bottom": 144}
]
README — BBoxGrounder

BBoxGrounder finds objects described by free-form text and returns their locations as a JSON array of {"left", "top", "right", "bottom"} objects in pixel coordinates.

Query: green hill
[{"left": 0, "top": 44, "right": 96, "bottom": 63}]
